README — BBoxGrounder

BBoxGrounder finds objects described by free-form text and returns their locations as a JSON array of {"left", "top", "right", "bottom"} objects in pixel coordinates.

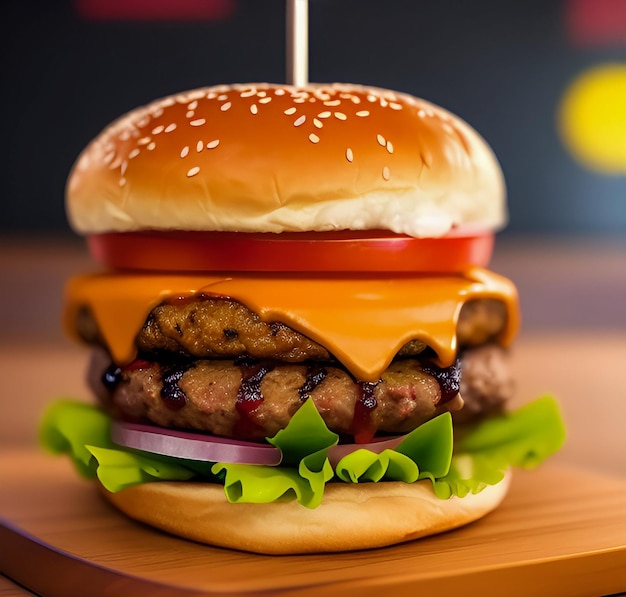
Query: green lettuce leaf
[
  {"left": 335, "top": 449, "right": 419, "bottom": 483},
  {"left": 433, "top": 395, "right": 567, "bottom": 498},
  {"left": 39, "top": 395, "right": 565, "bottom": 508},
  {"left": 213, "top": 453, "right": 334, "bottom": 509},
  {"left": 213, "top": 399, "right": 337, "bottom": 508},
  {"left": 334, "top": 412, "right": 453, "bottom": 483},
  {"left": 86, "top": 445, "right": 197, "bottom": 492},
  {"left": 40, "top": 400, "right": 200, "bottom": 492},
  {"left": 39, "top": 400, "right": 110, "bottom": 477},
  {"left": 266, "top": 397, "right": 338, "bottom": 464}
]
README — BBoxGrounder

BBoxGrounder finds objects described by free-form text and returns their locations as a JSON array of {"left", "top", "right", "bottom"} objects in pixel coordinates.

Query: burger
[{"left": 42, "top": 83, "right": 565, "bottom": 554}]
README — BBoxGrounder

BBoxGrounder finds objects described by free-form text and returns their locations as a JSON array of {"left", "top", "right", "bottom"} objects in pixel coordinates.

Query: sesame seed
[
  {"left": 187, "top": 166, "right": 200, "bottom": 177},
  {"left": 190, "top": 118, "right": 206, "bottom": 126},
  {"left": 128, "top": 148, "right": 140, "bottom": 159},
  {"left": 186, "top": 110, "right": 195, "bottom": 118},
  {"left": 377, "top": 134, "right": 386, "bottom": 147},
  {"left": 293, "top": 98, "right": 306, "bottom": 103},
  {"left": 220, "top": 102, "right": 232, "bottom": 112},
  {"left": 390, "top": 102, "right": 403, "bottom": 110},
  {"left": 250, "top": 104, "right": 258, "bottom": 115},
  {"left": 138, "top": 137, "right": 151, "bottom": 145},
  {"left": 187, "top": 100, "right": 198, "bottom": 110},
  {"left": 259, "top": 97, "right": 272, "bottom": 104},
  {"left": 334, "top": 112, "right": 347, "bottom": 120},
  {"left": 165, "top": 123, "right": 177, "bottom": 133},
  {"left": 151, "top": 107, "right": 164, "bottom": 118},
  {"left": 309, "top": 133, "right": 320, "bottom": 144},
  {"left": 119, "top": 130, "right": 131, "bottom": 141},
  {"left": 418, "top": 109, "right": 426, "bottom": 117},
  {"left": 356, "top": 110, "right": 370, "bottom": 117},
  {"left": 346, "top": 148, "right": 354, "bottom": 162},
  {"left": 294, "top": 115, "right": 306, "bottom": 127},
  {"left": 313, "top": 118, "right": 323, "bottom": 128},
  {"left": 323, "top": 99, "right": 341, "bottom": 106},
  {"left": 317, "top": 111, "right": 331, "bottom": 118},
  {"left": 275, "top": 88, "right": 286, "bottom": 96},
  {"left": 186, "top": 90, "right": 205, "bottom": 101},
  {"left": 351, "top": 96, "right": 361, "bottom": 104},
  {"left": 206, "top": 139, "right": 220, "bottom": 149},
  {"left": 380, "top": 98, "right": 389, "bottom": 107},
  {"left": 382, "top": 166, "right": 391, "bottom": 180},
  {"left": 152, "top": 125, "right": 165, "bottom": 135},
  {"left": 103, "top": 151, "right": 115, "bottom": 164},
  {"left": 181, "top": 146, "right": 190, "bottom": 158},
  {"left": 119, "top": 177, "right": 126, "bottom": 187},
  {"left": 217, "top": 94, "right": 228, "bottom": 101},
  {"left": 120, "top": 160, "right": 128, "bottom": 175},
  {"left": 367, "top": 95, "right": 377, "bottom": 103},
  {"left": 196, "top": 140, "right": 204, "bottom": 152},
  {"left": 240, "top": 90, "right": 255, "bottom": 98},
  {"left": 256, "top": 91, "right": 267, "bottom": 97},
  {"left": 284, "top": 107, "right": 297, "bottom": 115},
  {"left": 136, "top": 116, "right": 150, "bottom": 128},
  {"left": 146, "top": 142, "right": 156, "bottom": 151},
  {"left": 386, "top": 140, "right": 394, "bottom": 154}
]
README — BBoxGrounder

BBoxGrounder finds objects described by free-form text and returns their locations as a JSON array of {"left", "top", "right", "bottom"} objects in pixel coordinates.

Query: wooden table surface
[{"left": 1, "top": 236, "right": 625, "bottom": 595}]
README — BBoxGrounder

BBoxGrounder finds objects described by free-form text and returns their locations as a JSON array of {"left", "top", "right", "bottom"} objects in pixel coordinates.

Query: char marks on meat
[
  {"left": 94, "top": 355, "right": 470, "bottom": 442},
  {"left": 82, "top": 295, "right": 513, "bottom": 440}
]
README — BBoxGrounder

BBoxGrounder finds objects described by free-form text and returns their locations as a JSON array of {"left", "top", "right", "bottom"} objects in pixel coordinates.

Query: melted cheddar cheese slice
[{"left": 64, "top": 267, "right": 519, "bottom": 381}]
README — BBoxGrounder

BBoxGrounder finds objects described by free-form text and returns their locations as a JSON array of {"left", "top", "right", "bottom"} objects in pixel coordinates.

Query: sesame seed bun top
[{"left": 66, "top": 83, "right": 506, "bottom": 238}]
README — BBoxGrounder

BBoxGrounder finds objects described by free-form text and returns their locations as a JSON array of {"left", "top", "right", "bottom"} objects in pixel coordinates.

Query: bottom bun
[{"left": 101, "top": 473, "right": 511, "bottom": 554}]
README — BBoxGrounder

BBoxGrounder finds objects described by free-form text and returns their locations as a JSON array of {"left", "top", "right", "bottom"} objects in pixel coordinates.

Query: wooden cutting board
[{"left": 1, "top": 449, "right": 625, "bottom": 597}]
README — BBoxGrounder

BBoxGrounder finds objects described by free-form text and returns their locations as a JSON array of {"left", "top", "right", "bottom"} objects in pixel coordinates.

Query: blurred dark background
[{"left": 1, "top": 0, "right": 625, "bottom": 238}]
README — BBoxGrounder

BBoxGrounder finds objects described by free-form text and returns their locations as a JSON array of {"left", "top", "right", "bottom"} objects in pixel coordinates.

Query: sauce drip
[
  {"left": 160, "top": 362, "right": 193, "bottom": 411},
  {"left": 235, "top": 359, "right": 275, "bottom": 437},
  {"left": 351, "top": 381, "right": 379, "bottom": 444},
  {"left": 421, "top": 358, "right": 461, "bottom": 405},
  {"left": 298, "top": 364, "right": 328, "bottom": 400}
]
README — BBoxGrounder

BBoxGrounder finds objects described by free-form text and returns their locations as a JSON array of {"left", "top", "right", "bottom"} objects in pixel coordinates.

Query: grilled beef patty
[
  {"left": 77, "top": 295, "right": 507, "bottom": 362},
  {"left": 81, "top": 295, "right": 512, "bottom": 441},
  {"left": 89, "top": 344, "right": 512, "bottom": 442}
]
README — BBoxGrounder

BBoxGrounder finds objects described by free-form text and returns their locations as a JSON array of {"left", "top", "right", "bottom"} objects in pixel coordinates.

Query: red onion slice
[
  {"left": 111, "top": 421, "right": 283, "bottom": 466},
  {"left": 111, "top": 421, "right": 407, "bottom": 467}
]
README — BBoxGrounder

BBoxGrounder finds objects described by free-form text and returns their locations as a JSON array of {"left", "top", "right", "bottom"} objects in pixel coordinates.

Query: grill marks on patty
[
  {"left": 91, "top": 351, "right": 466, "bottom": 442},
  {"left": 81, "top": 295, "right": 512, "bottom": 441}
]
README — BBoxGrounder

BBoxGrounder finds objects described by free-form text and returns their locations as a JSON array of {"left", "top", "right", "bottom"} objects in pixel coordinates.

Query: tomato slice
[{"left": 88, "top": 230, "right": 494, "bottom": 273}]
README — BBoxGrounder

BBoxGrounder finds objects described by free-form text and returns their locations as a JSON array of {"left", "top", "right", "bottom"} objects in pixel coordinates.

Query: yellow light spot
[{"left": 558, "top": 63, "right": 626, "bottom": 175}]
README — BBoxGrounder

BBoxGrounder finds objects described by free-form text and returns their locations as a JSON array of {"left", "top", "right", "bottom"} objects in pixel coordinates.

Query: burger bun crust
[
  {"left": 101, "top": 473, "right": 511, "bottom": 554},
  {"left": 67, "top": 83, "right": 506, "bottom": 239}
]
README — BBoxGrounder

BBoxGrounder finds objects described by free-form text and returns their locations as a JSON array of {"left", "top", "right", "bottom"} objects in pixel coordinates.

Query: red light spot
[
  {"left": 74, "top": 0, "right": 237, "bottom": 21},
  {"left": 565, "top": 0, "right": 626, "bottom": 46}
]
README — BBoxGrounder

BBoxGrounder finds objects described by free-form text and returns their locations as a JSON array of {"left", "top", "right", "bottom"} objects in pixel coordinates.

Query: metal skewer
[{"left": 286, "top": 0, "right": 309, "bottom": 87}]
